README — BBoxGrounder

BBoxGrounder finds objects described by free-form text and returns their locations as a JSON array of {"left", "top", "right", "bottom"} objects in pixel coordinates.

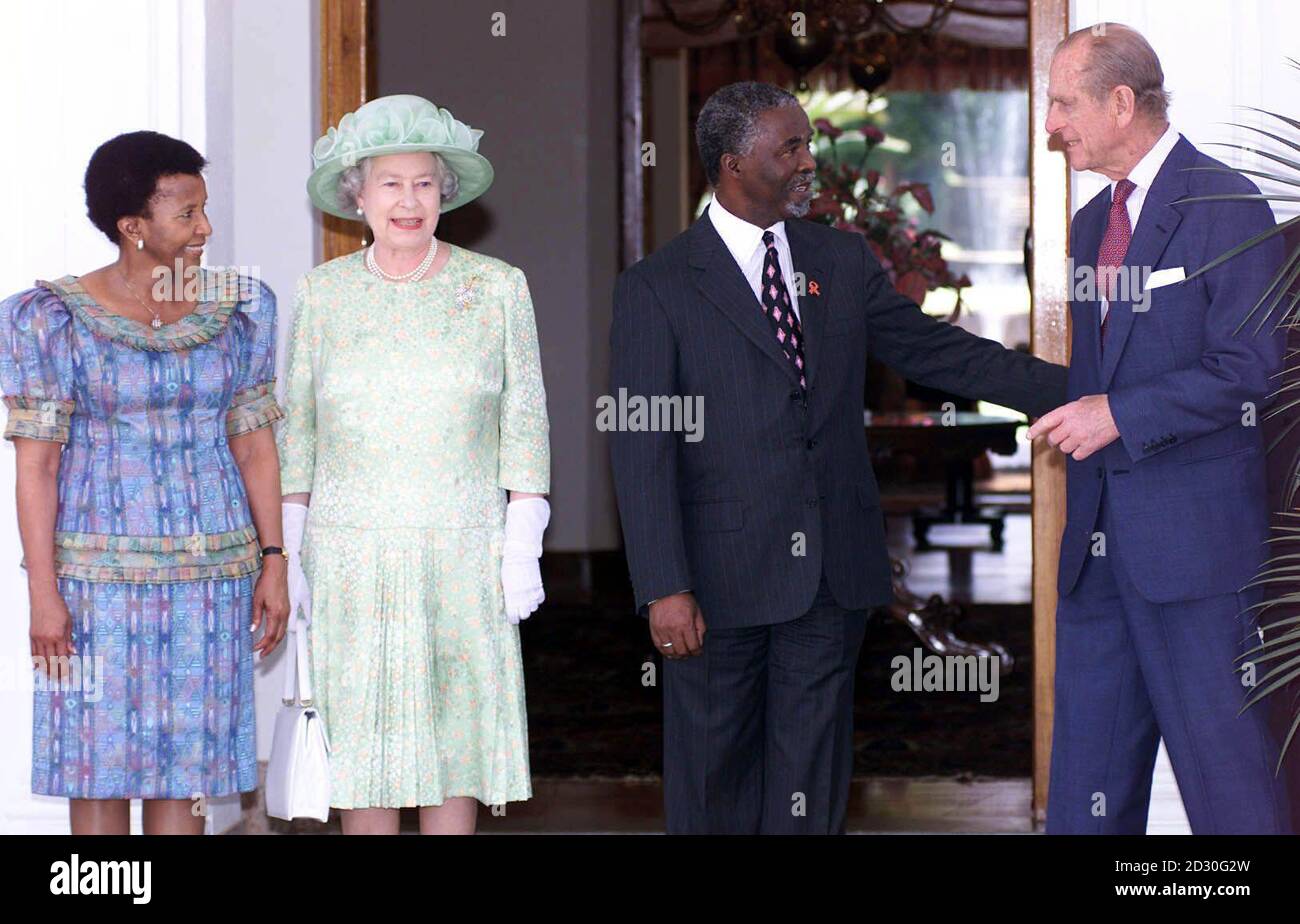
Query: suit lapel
[
  {"left": 785, "top": 219, "right": 834, "bottom": 390},
  {"left": 689, "top": 208, "right": 800, "bottom": 386},
  {"left": 1099, "top": 136, "right": 1191, "bottom": 388},
  {"left": 1074, "top": 194, "right": 1108, "bottom": 382}
]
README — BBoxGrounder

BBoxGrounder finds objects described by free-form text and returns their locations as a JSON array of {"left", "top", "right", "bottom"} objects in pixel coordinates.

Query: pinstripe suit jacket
[{"left": 609, "top": 208, "right": 1068, "bottom": 628}]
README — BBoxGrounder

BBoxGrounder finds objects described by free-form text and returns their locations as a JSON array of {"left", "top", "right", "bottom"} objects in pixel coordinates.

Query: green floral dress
[{"left": 277, "top": 245, "right": 550, "bottom": 809}]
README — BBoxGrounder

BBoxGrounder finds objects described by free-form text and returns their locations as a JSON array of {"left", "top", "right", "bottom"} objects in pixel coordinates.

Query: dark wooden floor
[
  {"left": 238, "top": 776, "right": 1034, "bottom": 834},
  {"left": 474, "top": 777, "right": 1034, "bottom": 834}
]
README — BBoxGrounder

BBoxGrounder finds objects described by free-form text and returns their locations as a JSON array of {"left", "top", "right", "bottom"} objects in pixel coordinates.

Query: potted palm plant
[{"left": 1177, "top": 64, "right": 1300, "bottom": 766}]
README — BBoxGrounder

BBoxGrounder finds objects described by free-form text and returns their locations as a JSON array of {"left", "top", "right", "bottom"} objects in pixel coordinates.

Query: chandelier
[{"left": 658, "top": 0, "right": 963, "bottom": 92}]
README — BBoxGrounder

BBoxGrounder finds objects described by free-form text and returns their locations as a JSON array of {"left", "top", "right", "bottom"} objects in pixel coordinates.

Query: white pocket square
[{"left": 1147, "top": 266, "right": 1186, "bottom": 289}]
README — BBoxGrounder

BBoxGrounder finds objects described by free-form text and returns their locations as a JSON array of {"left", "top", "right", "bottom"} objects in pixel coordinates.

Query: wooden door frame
[
  {"left": 319, "top": 0, "right": 373, "bottom": 263},
  {"left": 620, "top": 0, "right": 645, "bottom": 268},
  {"left": 1028, "top": 0, "right": 1070, "bottom": 825}
]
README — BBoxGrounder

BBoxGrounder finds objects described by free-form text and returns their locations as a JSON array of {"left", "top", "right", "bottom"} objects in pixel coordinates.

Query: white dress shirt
[
  {"left": 1100, "top": 122, "right": 1180, "bottom": 322},
  {"left": 708, "top": 194, "right": 801, "bottom": 323}
]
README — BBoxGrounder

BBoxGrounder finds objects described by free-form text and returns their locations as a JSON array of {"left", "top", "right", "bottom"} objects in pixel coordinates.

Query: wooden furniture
[
  {"left": 868, "top": 411, "right": 1022, "bottom": 551},
  {"left": 883, "top": 557, "right": 1014, "bottom": 674}
]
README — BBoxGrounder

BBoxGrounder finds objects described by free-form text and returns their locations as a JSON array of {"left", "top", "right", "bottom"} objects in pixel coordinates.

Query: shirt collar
[
  {"left": 1114, "top": 122, "right": 1180, "bottom": 198},
  {"left": 708, "top": 193, "right": 787, "bottom": 263}
]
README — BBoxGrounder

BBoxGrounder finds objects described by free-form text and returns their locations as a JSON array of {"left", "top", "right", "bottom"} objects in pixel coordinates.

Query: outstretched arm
[{"left": 859, "top": 235, "right": 1068, "bottom": 417}]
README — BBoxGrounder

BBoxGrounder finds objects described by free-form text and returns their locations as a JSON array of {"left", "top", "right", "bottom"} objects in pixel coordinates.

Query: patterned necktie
[
  {"left": 759, "top": 230, "right": 806, "bottom": 389},
  {"left": 1097, "top": 177, "right": 1136, "bottom": 351}
]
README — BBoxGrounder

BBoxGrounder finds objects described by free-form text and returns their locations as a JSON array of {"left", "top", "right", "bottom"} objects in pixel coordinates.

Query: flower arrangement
[{"left": 807, "top": 117, "right": 971, "bottom": 315}]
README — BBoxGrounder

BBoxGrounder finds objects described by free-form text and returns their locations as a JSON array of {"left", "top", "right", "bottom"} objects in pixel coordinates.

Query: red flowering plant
[{"left": 808, "top": 117, "right": 971, "bottom": 319}]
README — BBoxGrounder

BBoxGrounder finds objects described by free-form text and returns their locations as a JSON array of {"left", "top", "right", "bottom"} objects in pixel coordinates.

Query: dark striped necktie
[{"left": 759, "top": 230, "right": 805, "bottom": 389}]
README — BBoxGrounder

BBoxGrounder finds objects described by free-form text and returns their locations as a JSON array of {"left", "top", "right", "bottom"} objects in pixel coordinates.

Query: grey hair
[
  {"left": 335, "top": 152, "right": 460, "bottom": 211},
  {"left": 695, "top": 81, "right": 802, "bottom": 187},
  {"left": 1056, "top": 23, "right": 1171, "bottom": 122}
]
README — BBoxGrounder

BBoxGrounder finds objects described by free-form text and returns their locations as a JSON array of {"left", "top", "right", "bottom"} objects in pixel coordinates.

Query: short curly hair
[
  {"left": 84, "top": 131, "right": 208, "bottom": 245},
  {"left": 695, "top": 81, "right": 801, "bottom": 187}
]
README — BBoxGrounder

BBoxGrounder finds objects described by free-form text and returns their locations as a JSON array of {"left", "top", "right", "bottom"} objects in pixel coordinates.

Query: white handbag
[{"left": 266, "top": 613, "right": 331, "bottom": 822}]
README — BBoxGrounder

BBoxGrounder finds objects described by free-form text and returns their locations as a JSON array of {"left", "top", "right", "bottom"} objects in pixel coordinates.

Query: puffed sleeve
[
  {"left": 0, "top": 286, "right": 77, "bottom": 443},
  {"left": 276, "top": 275, "right": 317, "bottom": 493},
  {"left": 226, "top": 279, "right": 286, "bottom": 437},
  {"left": 497, "top": 266, "right": 550, "bottom": 493}
]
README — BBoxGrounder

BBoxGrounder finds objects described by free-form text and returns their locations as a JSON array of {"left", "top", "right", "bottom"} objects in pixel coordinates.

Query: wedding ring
[{"left": 661, "top": 641, "right": 673, "bottom": 648}]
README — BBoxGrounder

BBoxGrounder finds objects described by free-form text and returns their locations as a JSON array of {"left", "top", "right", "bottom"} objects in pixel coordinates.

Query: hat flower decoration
[{"left": 308, "top": 94, "right": 493, "bottom": 219}]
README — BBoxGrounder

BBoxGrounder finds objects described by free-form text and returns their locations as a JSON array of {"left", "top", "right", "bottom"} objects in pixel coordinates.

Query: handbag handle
[{"left": 280, "top": 611, "right": 315, "bottom": 707}]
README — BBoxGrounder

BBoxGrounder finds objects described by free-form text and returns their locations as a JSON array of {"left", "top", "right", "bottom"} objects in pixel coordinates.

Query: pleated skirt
[{"left": 302, "top": 523, "right": 531, "bottom": 809}]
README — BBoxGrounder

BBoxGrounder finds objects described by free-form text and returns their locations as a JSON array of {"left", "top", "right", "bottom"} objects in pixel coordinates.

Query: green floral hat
[{"left": 307, "top": 94, "right": 494, "bottom": 220}]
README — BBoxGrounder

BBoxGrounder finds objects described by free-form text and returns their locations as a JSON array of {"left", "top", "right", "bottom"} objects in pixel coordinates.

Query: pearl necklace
[{"left": 366, "top": 239, "right": 437, "bottom": 282}]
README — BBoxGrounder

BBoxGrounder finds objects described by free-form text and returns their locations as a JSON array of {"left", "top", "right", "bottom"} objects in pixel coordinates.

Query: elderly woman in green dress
[{"left": 277, "top": 95, "right": 551, "bottom": 835}]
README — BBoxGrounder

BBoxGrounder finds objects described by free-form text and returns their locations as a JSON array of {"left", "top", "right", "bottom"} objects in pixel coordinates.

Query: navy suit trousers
[{"left": 1047, "top": 482, "right": 1290, "bottom": 834}]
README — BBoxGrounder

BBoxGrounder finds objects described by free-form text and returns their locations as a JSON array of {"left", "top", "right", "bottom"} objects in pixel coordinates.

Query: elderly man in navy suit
[
  {"left": 610, "top": 81, "right": 1068, "bottom": 834},
  {"left": 1030, "top": 23, "right": 1291, "bottom": 833}
]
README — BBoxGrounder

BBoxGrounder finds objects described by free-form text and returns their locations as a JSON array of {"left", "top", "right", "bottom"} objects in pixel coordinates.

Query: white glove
[
  {"left": 282, "top": 502, "right": 312, "bottom": 630},
  {"left": 502, "top": 497, "right": 549, "bottom": 625}
]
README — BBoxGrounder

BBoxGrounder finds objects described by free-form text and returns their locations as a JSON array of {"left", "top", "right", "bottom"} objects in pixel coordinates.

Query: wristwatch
[{"left": 261, "top": 546, "right": 285, "bottom": 558}]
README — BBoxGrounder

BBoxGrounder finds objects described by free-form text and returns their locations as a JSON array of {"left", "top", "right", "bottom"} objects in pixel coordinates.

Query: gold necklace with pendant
[{"left": 116, "top": 267, "right": 168, "bottom": 329}]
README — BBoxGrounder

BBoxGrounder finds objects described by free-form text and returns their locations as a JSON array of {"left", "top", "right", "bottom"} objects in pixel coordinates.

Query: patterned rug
[{"left": 521, "top": 597, "right": 1032, "bottom": 778}]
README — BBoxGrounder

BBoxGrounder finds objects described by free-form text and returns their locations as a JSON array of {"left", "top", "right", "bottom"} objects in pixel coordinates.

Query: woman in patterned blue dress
[{"left": 0, "top": 132, "right": 291, "bottom": 834}]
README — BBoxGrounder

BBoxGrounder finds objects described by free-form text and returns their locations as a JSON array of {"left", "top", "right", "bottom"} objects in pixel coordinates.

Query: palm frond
[
  {"left": 1264, "top": 412, "right": 1300, "bottom": 457},
  {"left": 1221, "top": 121, "right": 1300, "bottom": 158},
  {"left": 1180, "top": 214, "right": 1300, "bottom": 292},
  {"left": 1255, "top": 255, "right": 1300, "bottom": 335},
  {"left": 1235, "top": 637, "right": 1300, "bottom": 666},
  {"left": 1181, "top": 165, "right": 1300, "bottom": 190},
  {"left": 1204, "top": 142, "right": 1300, "bottom": 175},
  {"left": 1273, "top": 710, "right": 1300, "bottom": 771},
  {"left": 1174, "top": 193, "right": 1300, "bottom": 205},
  {"left": 1235, "top": 625, "right": 1300, "bottom": 659},
  {"left": 1240, "top": 613, "right": 1300, "bottom": 644},
  {"left": 1240, "top": 657, "right": 1300, "bottom": 712},
  {"left": 1241, "top": 106, "right": 1300, "bottom": 135},
  {"left": 1234, "top": 239, "right": 1300, "bottom": 336},
  {"left": 1139, "top": 88, "right": 1300, "bottom": 764}
]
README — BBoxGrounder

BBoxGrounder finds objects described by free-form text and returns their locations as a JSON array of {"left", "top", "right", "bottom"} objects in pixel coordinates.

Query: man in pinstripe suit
[{"left": 609, "top": 81, "right": 1068, "bottom": 834}]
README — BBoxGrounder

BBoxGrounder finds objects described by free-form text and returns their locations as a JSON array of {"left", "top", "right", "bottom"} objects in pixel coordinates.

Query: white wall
[
  {"left": 1067, "top": 0, "right": 1300, "bottom": 835},
  {"left": 0, "top": 0, "right": 317, "bottom": 834},
  {"left": 1070, "top": 1, "right": 1300, "bottom": 218},
  {"left": 0, "top": 0, "right": 207, "bottom": 295},
  {"left": 203, "top": 0, "right": 318, "bottom": 833},
  {"left": 0, "top": 0, "right": 206, "bottom": 836}
]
